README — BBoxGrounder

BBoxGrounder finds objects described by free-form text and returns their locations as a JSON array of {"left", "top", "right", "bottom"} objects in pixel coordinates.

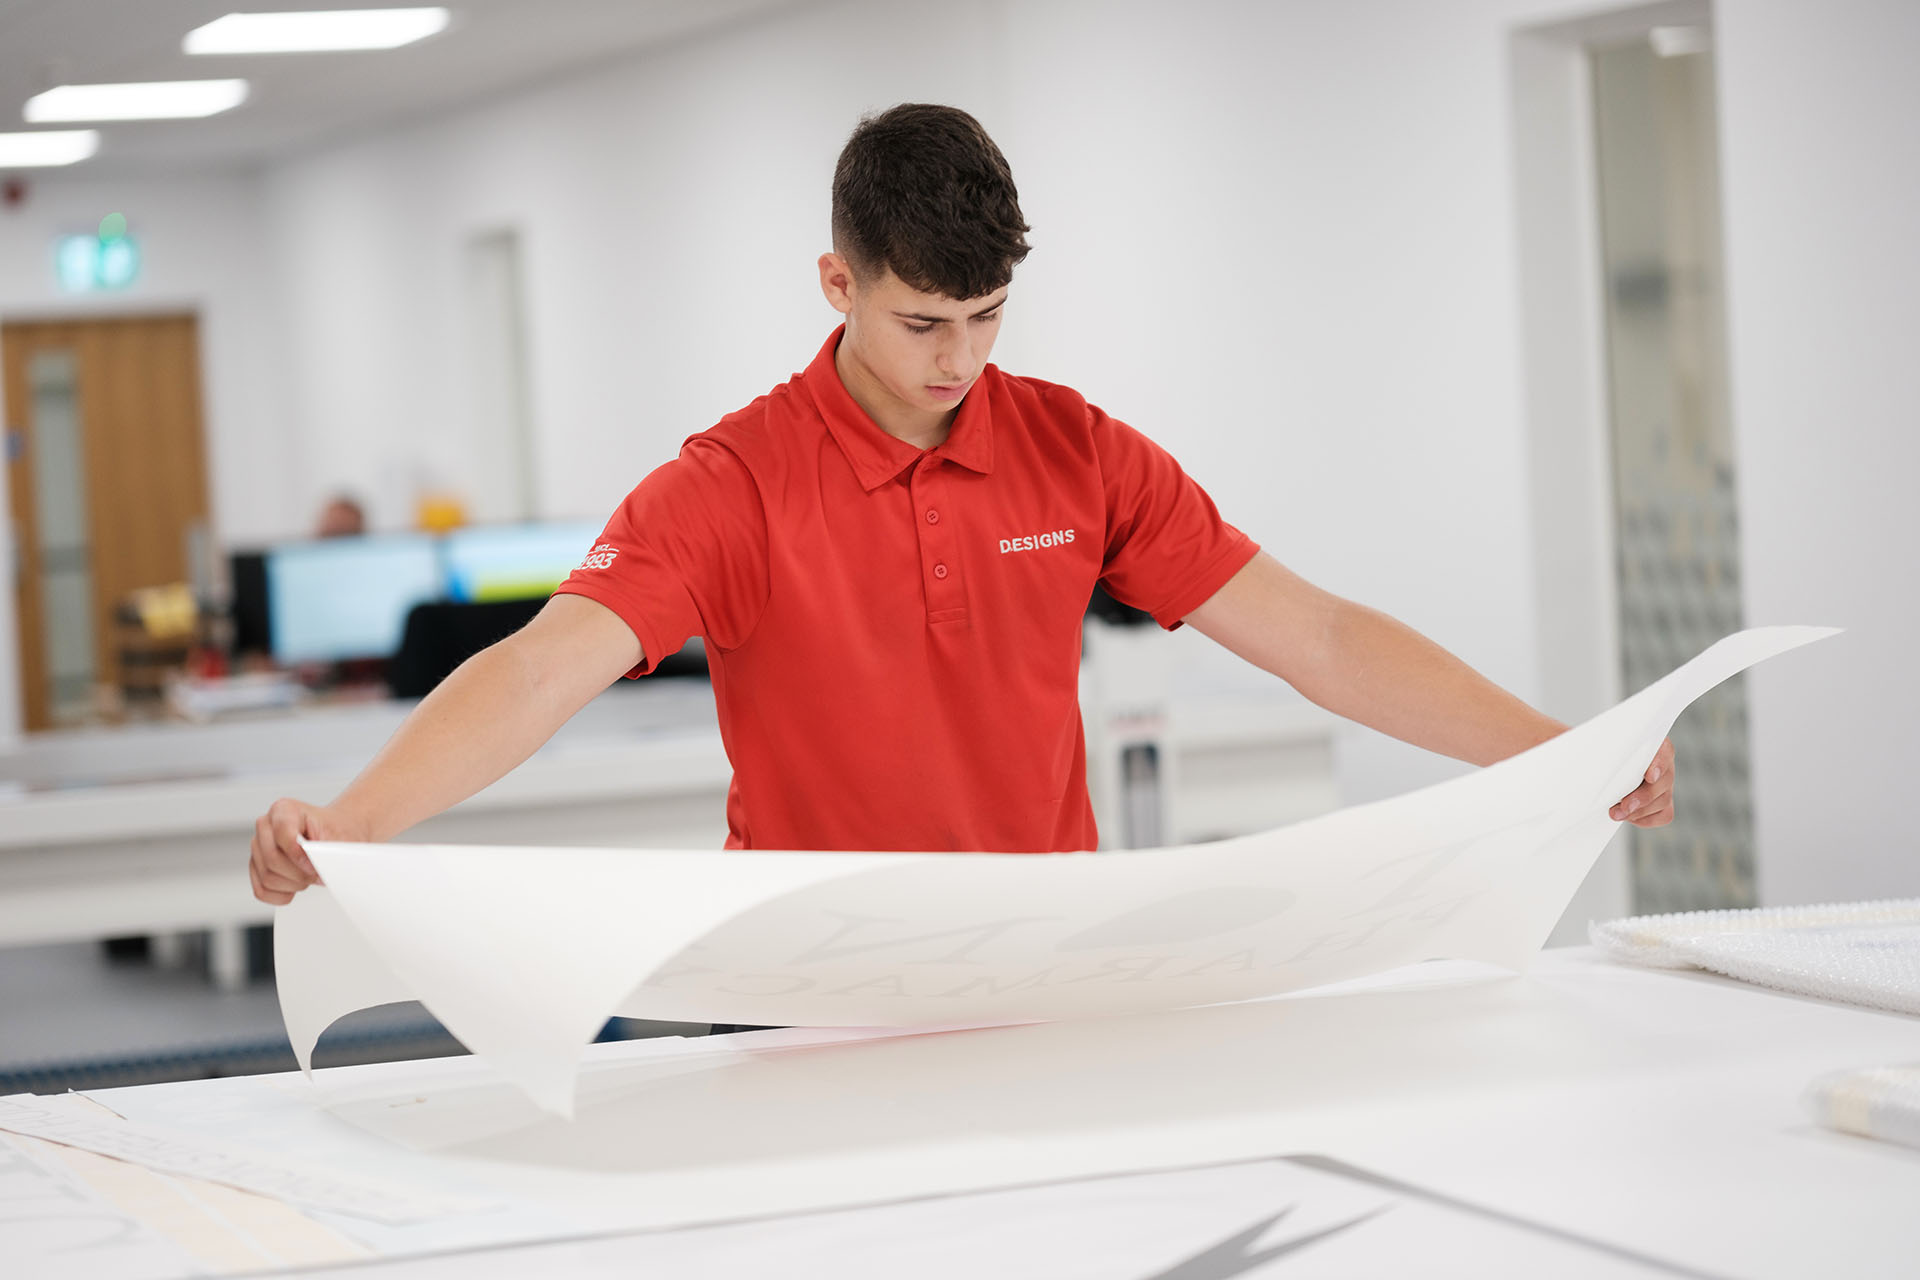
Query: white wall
[
  {"left": 259, "top": 1, "right": 1012, "bottom": 532},
  {"left": 257, "top": 0, "right": 1583, "bottom": 808},
  {"left": 998, "top": 0, "right": 1570, "bottom": 804},
  {"left": 1715, "top": 0, "right": 1920, "bottom": 904},
  {"left": 0, "top": 173, "right": 293, "bottom": 545}
]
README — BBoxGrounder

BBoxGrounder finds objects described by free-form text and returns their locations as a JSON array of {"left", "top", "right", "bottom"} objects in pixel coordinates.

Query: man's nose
[{"left": 937, "top": 330, "right": 977, "bottom": 381}]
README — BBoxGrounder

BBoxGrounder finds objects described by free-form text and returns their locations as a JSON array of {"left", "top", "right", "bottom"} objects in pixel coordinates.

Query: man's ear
[{"left": 818, "top": 252, "right": 855, "bottom": 315}]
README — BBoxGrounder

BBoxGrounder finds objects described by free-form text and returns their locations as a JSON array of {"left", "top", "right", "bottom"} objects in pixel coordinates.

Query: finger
[
  {"left": 268, "top": 803, "right": 310, "bottom": 869},
  {"left": 257, "top": 864, "right": 305, "bottom": 895},
  {"left": 293, "top": 836, "right": 325, "bottom": 886},
  {"left": 251, "top": 823, "right": 306, "bottom": 894},
  {"left": 288, "top": 839, "right": 319, "bottom": 882},
  {"left": 1634, "top": 771, "right": 1675, "bottom": 810},
  {"left": 258, "top": 814, "right": 312, "bottom": 886},
  {"left": 1610, "top": 780, "right": 1658, "bottom": 820},
  {"left": 256, "top": 814, "right": 290, "bottom": 876},
  {"left": 250, "top": 858, "right": 293, "bottom": 907},
  {"left": 252, "top": 858, "right": 294, "bottom": 900},
  {"left": 268, "top": 803, "right": 321, "bottom": 882},
  {"left": 1630, "top": 801, "right": 1675, "bottom": 828},
  {"left": 296, "top": 848, "right": 325, "bottom": 888},
  {"left": 288, "top": 831, "right": 326, "bottom": 887},
  {"left": 1643, "top": 739, "right": 1674, "bottom": 784}
]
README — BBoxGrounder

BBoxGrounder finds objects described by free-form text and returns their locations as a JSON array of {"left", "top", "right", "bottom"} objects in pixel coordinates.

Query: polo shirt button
[
  {"left": 926, "top": 509, "right": 940, "bottom": 525},
  {"left": 933, "top": 563, "right": 949, "bottom": 579}
]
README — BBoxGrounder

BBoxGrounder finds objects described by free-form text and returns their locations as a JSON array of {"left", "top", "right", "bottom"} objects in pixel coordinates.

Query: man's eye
[
  {"left": 906, "top": 322, "right": 935, "bottom": 335},
  {"left": 974, "top": 311, "right": 1001, "bottom": 323}
]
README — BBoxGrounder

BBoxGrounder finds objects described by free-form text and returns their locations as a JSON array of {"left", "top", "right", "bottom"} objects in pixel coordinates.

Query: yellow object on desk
[
  {"left": 126, "top": 582, "right": 198, "bottom": 640},
  {"left": 414, "top": 492, "right": 468, "bottom": 533}
]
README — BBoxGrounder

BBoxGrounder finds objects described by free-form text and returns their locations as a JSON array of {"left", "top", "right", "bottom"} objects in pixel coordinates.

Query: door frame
[{"left": 3, "top": 309, "right": 211, "bottom": 731}]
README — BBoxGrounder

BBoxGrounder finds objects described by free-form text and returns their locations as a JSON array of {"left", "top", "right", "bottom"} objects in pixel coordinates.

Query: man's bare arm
[
  {"left": 249, "top": 593, "right": 642, "bottom": 903},
  {"left": 1182, "top": 552, "right": 1675, "bottom": 824}
]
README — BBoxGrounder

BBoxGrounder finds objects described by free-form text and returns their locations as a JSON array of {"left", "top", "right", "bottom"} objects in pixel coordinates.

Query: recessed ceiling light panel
[
  {"left": 185, "top": 8, "right": 451, "bottom": 54},
  {"left": 0, "top": 130, "right": 101, "bottom": 167},
  {"left": 25, "top": 80, "right": 250, "bottom": 122}
]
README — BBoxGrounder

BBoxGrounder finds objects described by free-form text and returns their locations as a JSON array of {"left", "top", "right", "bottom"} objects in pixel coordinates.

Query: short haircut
[{"left": 832, "top": 103, "right": 1032, "bottom": 300}]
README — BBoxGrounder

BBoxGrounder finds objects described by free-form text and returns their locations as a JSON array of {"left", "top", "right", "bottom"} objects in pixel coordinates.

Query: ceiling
[{"left": 0, "top": 0, "right": 806, "bottom": 175}]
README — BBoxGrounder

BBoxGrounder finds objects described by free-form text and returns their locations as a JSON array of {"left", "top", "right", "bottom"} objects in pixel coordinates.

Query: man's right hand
[
  {"left": 244, "top": 595, "right": 643, "bottom": 908},
  {"left": 249, "top": 799, "right": 368, "bottom": 905}
]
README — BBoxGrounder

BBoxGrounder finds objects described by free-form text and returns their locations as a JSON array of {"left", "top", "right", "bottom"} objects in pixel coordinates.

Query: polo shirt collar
[{"left": 803, "top": 326, "right": 995, "bottom": 492}]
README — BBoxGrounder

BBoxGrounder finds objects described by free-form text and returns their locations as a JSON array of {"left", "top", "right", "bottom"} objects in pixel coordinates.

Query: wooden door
[{"left": 3, "top": 315, "right": 211, "bottom": 730}]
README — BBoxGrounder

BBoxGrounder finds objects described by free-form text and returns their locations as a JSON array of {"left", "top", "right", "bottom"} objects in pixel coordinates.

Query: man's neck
[{"left": 835, "top": 337, "right": 955, "bottom": 451}]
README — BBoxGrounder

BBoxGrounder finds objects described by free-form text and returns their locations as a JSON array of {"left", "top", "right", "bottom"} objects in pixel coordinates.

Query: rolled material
[{"left": 1806, "top": 1064, "right": 1920, "bottom": 1152}]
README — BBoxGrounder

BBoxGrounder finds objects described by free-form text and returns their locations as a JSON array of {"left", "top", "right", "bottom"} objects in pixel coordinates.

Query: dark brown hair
[{"left": 832, "top": 103, "right": 1032, "bottom": 300}]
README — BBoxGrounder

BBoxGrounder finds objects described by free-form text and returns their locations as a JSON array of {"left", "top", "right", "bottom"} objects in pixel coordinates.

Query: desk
[
  {"left": 0, "top": 681, "right": 1338, "bottom": 988},
  {"left": 0, "top": 682, "right": 734, "bottom": 987},
  {"left": 37, "top": 949, "right": 1920, "bottom": 1278}
]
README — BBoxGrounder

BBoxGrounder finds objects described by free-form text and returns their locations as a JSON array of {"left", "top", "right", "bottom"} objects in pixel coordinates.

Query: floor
[{"left": 0, "top": 931, "right": 704, "bottom": 1094}]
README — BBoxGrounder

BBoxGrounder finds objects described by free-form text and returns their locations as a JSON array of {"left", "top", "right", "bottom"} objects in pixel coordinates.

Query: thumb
[{"left": 292, "top": 809, "right": 323, "bottom": 881}]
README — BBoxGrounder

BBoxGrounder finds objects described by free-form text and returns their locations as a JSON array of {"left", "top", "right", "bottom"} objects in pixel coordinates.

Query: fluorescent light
[
  {"left": 25, "top": 80, "right": 249, "bottom": 122},
  {"left": 185, "top": 8, "right": 450, "bottom": 54},
  {"left": 0, "top": 130, "right": 100, "bottom": 167}
]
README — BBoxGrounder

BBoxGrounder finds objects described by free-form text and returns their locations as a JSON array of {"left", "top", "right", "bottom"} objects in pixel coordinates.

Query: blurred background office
[{"left": 0, "top": 0, "right": 1914, "bottom": 1089}]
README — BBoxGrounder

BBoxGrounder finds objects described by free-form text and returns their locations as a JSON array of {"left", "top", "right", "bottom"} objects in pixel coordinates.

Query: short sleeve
[
  {"left": 1092, "top": 406, "right": 1259, "bottom": 629},
  {"left": 554, "top": 437, "right": 769, "bottom": 676}
]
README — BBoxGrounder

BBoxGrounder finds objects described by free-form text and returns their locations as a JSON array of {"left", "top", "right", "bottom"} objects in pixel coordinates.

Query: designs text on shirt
[
  {"left": 578, "top": 543, "right": 620, "bottom": 571},
  {"left": 999, "top": 528, "right": 1077, "bottom": 555}
]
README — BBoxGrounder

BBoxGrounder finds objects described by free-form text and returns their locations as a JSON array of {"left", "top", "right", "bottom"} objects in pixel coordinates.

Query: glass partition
[{"left": 26, "top": 349, "right": 97, "bottom": 725}]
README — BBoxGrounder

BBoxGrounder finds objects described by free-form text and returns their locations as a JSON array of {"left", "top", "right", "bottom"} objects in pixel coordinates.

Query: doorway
[
  {"left": 1511, "top": 1, "right": 1753, "bottom": 927},
  {"left": 2, "top": 314, "right": 212, "bottom": 731}
]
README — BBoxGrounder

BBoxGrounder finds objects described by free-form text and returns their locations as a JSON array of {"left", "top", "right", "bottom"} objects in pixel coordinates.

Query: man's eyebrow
[{"left": 893, "top": 293, "right": 1009, "bottom": 324}]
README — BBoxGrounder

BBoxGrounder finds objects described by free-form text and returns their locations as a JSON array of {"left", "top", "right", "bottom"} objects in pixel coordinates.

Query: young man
[{"left": 250, "top": 104, "right": 1674, "bottom": 907}]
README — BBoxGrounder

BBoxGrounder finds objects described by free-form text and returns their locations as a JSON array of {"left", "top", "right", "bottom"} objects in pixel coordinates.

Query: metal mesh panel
[{"left": 1614, "top": 458, "right": 1753, "bottom": 910}]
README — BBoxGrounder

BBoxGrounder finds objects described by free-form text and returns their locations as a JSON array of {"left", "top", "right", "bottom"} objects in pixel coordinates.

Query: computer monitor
[
  {"left": 441, "top": 521, "right": 600, "bottom": 603},
  {"left": 228, "top": 550, "right": 271, "bottom": 655},
  {"left": 266, "top": 535, "right": 444, "bottom": 665}
]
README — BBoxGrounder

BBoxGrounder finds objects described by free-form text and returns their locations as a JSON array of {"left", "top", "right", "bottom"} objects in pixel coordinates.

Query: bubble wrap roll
[
  {"left": 1589, "top": 899, "right": 1920, "bottom": 1017},
  {"left": 1805, "top": 1064, "right": 1920, "bottom": 1152}
]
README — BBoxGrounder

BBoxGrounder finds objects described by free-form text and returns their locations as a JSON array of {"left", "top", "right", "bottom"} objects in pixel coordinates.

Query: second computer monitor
[{"left": 441, "top": 522, "right": 600, "bottom": 603}]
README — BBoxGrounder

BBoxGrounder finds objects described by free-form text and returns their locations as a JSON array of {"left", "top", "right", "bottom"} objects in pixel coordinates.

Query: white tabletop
[
  {"left": 0, "top": 682, "right": 736, "bottom": 957},
  {"left": 64, "top": 947, "right": 1920, "bottom": 1278},
  {"left": 0, "top": 680, "right": 728, "bottom": 849}
]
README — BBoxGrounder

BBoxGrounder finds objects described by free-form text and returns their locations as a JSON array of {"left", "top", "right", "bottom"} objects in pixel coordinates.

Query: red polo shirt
[{"left": 555, "top": 327, "right": 1256, "bottom": 853}]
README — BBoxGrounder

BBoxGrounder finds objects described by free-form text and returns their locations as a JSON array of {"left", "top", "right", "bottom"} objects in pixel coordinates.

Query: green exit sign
[{"left": 55, "top": 231, "right": 141, "bottom": 292}]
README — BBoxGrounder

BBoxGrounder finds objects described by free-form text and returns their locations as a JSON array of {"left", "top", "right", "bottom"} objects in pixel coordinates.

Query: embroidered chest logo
[
  {"left": 999, "top": 528, "right": 1077, "bottom": 555},
  {"left": 578, "top": 542, "right": 620, "bottom": 571}
]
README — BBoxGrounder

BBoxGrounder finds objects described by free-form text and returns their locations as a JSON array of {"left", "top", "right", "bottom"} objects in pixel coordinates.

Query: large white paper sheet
[
  {"left": 278, "top": 626, "right": 1834, "bottom": 1116},
  {"left": 0, "top": 1127, "right": 202, "bottom": 1280},
  {"left": 0, "top": 1094, "right": 490, "bottom": 1225}
]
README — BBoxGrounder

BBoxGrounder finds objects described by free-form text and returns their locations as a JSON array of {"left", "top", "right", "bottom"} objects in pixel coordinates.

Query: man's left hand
[{"left": 1610, "top": 738, "right": 1676, "bottom": 827}]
